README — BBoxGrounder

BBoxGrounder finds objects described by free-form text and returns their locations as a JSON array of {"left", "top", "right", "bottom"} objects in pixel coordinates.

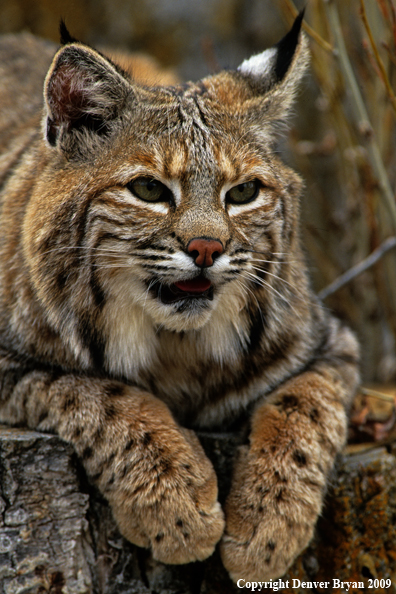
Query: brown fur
[{"left": 0, "top": 18, "right": 359, "bottom": 581}]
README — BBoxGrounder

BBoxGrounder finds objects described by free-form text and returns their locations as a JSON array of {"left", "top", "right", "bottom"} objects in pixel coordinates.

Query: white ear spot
[{"left": 238, "top": 47, "right": 277, "bottom": 78}]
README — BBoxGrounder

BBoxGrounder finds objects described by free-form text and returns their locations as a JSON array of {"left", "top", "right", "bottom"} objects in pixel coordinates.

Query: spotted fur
[{"left": 0, "top": 15, "right": 359, "bottom": 581}]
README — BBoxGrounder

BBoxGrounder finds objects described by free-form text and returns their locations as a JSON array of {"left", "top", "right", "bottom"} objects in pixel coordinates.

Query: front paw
[
  {"left": 220, "top": 443, "right": 323, "bottom": 581},
  {"left": 105, "top": 424, "right": 224, "bottom": 565}
]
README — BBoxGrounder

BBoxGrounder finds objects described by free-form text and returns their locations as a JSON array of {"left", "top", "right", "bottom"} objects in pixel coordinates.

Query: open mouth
[{"left": 151, "top": 276, "right": 214, "bottom": 305}]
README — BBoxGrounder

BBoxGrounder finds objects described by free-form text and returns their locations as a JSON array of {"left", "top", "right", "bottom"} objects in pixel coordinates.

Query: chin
[{"left": 146, "top": 293, "right": 216, "bottom": 333}]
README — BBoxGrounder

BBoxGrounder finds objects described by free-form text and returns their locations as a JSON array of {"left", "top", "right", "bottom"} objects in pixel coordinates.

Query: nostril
[
  {"left": 189, "top": 249, "right": 200, "bottom": 262},
  {"left": 187, "top": 238, "right": 224, "bottom": 268}
]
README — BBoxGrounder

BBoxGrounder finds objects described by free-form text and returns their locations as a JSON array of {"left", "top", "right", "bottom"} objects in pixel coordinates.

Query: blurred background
[{"left": 1, "top": 0, "right": 395, "bottom": 386}]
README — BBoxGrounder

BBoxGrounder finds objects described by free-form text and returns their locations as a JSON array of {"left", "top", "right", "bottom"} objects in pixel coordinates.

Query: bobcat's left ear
[
  {"left": 43, "top": 42, "right": 132, "bottom": 156},
  {"left": 235, "top": 11, "right": 308, "bottom": 128}
]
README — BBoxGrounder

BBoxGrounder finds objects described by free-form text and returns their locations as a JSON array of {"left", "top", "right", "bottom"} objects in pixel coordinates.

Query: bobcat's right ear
[
  {"left": 210, "top": 11, "right": 309, "bottom": 141},
  {"left": 44, "top": 43, "right": 131, "bottom": 155}
]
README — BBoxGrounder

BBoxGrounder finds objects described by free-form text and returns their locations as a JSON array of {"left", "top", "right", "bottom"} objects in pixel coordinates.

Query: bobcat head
[{"left": 25, "top": 14, "right": 308, "bottom": 372}]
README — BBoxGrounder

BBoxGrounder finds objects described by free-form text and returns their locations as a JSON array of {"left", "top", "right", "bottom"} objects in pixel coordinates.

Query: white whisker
[
  {"left": 251, "top": 257, "right": 296, "bottom": 265},
  {"left": 241, "top": 270, "right": 304, "bottom": 322},
  {"left": 249, "top": 265, "right": 306, "bottom": 299},
  {"left": 233, "top": 277, "right": 264, "bottom": 325}
]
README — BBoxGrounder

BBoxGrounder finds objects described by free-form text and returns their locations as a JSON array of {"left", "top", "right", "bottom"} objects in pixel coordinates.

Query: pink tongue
[{"left": 174, "top": 278, "right": 211, "bottom": 293}]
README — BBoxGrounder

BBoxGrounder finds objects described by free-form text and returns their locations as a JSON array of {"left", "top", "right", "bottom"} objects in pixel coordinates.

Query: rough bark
[{"left": 1, "top": 425, "right": 395, "bottom": 594}]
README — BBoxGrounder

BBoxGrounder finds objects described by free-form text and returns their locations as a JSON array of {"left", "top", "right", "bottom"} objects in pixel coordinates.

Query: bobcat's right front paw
[{"left": 103, "top": 421, "right": 224, "bottom": 564}]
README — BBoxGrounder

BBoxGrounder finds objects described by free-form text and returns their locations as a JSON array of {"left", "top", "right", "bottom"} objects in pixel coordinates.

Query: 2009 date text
[{"left": 368, "top": 579, "right": 392, "bottom": 588}]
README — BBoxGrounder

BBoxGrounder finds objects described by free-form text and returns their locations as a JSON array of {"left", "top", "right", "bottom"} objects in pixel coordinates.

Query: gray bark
[{"left": 1, "top": 426, "right": 395, "bottom": 594}]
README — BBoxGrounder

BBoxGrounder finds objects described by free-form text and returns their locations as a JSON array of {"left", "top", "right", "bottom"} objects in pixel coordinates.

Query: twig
[
  {"left": 318, "top": 236, "right": 396, "bottom": 299},
  {"left": 324, "top": 0, "right": 396, "bottom": 231},
  {"left": 362, "top": 39, "right": 383, "bottom": 79},
  {"left": 385, "top": 0, "right": 396, "bottom": 47},
  {"left": 360, "top": 386, "right": 396, "bottom": 402},
  {"left": 376, "top": 0, "right": 391, "bottom": 22},
  {"left": 382, "top": 41, "right": 396, "bottom": 68},
  {"left": 359, "top": 0, "right": 396, "bottom": 115}
]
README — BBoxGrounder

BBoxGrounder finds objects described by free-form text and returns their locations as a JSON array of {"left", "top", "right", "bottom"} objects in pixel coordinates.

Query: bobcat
[{"left": 0, "top": 14, "right": 359, "bottom": 582}]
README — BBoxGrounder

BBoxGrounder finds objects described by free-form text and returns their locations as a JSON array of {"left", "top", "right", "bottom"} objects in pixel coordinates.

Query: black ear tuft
[
  {"left": 274, "top": 9, "right": 305, "bottom": 82},
  {"left": 59, "top": 19, "right": 80, "bottom": 45}
]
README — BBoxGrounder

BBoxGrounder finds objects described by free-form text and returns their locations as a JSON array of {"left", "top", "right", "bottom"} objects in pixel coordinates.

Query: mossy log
[{"left": 0, "top": 425, "right": 395, "bottom": 594}]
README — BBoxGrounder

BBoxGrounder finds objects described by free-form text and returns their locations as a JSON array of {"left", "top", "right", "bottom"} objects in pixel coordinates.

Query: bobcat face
[
  {"left": 34, "top": 89, "right": 302, "bottom": 342},
  {"left": 92, "top": 99, "right": 294, "bottom": 334}
]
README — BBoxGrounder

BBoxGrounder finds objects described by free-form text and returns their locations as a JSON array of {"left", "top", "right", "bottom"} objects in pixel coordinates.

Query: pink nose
[{"left": 187, "top": 238, "right": 224, "bottom": 267}]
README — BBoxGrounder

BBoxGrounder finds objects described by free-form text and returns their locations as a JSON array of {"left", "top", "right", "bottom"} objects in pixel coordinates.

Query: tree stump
[{"left": 0, "top": 425, "right": 395, "bottom": 594}]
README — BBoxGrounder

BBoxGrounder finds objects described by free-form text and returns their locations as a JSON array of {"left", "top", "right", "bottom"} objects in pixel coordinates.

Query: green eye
[
  {"left": 127, "top": 177, "right": 171, "bottom": 202},
  {"left": 226, "top": 180, "right": 260, "bottom": 204}
]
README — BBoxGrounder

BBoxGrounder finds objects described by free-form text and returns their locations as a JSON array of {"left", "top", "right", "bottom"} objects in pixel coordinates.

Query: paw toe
[{"left": 152, "top": 500, "right": 225, "bottom": 564}]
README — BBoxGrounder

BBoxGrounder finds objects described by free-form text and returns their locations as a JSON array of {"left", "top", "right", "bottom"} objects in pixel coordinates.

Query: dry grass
[{"left": 279, "top": 0, "right": 396, "bottom": 383}]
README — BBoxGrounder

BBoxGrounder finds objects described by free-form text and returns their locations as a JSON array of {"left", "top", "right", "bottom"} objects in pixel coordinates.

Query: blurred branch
[
  {"left": 324, "top": 0, "right": 396, "bottom": 231},
  {"left": 359, "top": 0, "right": 396, "bottom": 115},
  {"left": 382, "top": 41, "right": 396, "bottom": 68},
  {"left": 360, "top": 386, "right": 396, "bottom": 402},
  {"left": 383, "top": 0, "right": 396, "bottom": 47},
  {"left": 318, "top": 236, "right": 396, "bottom": 299}
]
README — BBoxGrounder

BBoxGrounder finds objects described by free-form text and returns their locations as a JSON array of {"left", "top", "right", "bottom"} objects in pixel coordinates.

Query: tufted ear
[
  {"left": 209, "top": 11, "right": 309, "bottom": 139},
  {"left": 44, "top": 41, "right": 132, "bottom": 156}
]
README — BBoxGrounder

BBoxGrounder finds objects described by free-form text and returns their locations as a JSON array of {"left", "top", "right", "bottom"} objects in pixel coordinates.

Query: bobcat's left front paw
[{"left": 220, "top": 443, "right": 323, "bottom": 582}]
